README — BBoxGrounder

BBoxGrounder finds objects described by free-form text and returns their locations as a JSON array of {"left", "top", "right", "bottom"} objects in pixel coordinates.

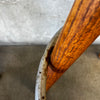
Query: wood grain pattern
[{"left": 46, "top": 0, "right": 100, "bottom": 91}]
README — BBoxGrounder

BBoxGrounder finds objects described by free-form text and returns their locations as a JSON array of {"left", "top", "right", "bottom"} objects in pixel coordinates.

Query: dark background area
[{"left": 0, "top": 45, "right": 100, "bottom": 100}]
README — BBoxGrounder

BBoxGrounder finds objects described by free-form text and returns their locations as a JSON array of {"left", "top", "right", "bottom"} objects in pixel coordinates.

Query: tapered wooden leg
[
  {"left": 46, "top": 0, "right": 100, "bottom": 91},
  {"left": 99, "top": 53, "right": 100, "bottom": 58}
]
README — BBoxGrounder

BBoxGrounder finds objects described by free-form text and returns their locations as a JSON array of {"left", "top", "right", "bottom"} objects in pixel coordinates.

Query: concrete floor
[
  {"left": 0, "top": 0, "right": 100, "bottom": 45},
  {"left": 0, "top": 45, "right": 100, "bottom": 100}
]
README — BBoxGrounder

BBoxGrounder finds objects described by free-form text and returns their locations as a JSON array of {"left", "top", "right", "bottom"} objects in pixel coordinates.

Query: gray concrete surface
[
  {"left": 0, "top": 0, "right": 100, "bottom": 45},
  {"left": 0, "top": 45, "right": 100, "bottom": 100},
  {"left": 0, "top": 45, "right": 45, "bottom": 100}
]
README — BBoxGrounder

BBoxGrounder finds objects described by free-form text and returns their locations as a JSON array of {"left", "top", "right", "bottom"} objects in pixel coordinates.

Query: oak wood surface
[{"left": 46, "top": 0, "right": 100, "bottom": 91}]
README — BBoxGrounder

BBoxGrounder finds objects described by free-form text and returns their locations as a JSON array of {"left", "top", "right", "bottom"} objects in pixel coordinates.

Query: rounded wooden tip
[{"left": 46, "top": 64, "right": 63, "bottom": 91}]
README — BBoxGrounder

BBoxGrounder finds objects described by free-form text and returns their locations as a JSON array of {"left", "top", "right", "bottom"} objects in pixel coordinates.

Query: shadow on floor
[
  {"left": 0, "top": 45, "right": 46, "bottom": 100},
  {"left": 0, "top": 45, "right": 100, "bottom": 100}
]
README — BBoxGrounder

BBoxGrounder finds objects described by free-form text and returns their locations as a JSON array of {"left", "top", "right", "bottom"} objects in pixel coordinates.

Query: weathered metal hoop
[{"left": 35, "top": 28, "right": 61, "bottom": 100}]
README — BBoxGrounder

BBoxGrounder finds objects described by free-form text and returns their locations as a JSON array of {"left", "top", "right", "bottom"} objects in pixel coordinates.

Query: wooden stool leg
[
  {"left": 99, "top": 53, "right": 100, "bottom": 58},
  {"left": 46, "top": 0, "right": 100, "bottom": 91}
]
